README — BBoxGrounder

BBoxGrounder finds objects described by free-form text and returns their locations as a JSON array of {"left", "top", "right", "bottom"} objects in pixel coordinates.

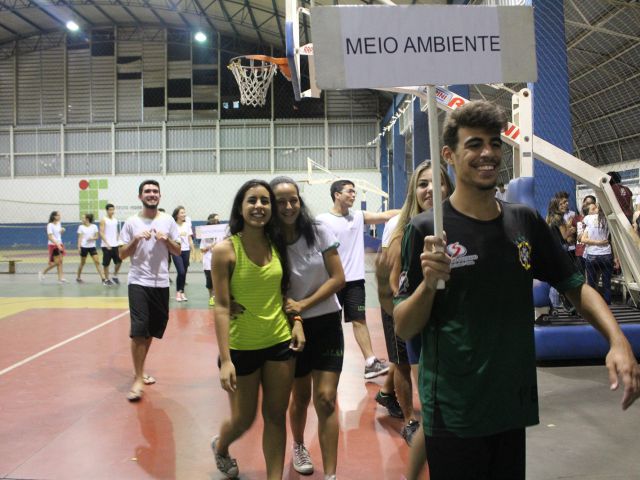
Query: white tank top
[{"left": 102, "top": 217, "right": 119, "bottom": 247}]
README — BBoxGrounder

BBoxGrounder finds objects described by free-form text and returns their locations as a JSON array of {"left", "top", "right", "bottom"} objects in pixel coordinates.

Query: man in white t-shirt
[
  {"left": 317, "top": 179, "right": 400, "bottom": 379},
  {"left": 119, "top": 180, "right": 181, "bottom": 402},
  {"left": 100, "top": 203, "right": 122, "bottom": 285}
]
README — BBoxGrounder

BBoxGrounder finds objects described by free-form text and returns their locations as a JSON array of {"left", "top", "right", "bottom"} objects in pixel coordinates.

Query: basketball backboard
[{"left": 285, "top": 0, "right": 321, "bottom": 101}]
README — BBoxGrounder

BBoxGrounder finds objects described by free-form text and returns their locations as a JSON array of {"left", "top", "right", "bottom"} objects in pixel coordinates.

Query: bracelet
[{"left": 292, "top": 315, "right": 303, "bottom": 325}]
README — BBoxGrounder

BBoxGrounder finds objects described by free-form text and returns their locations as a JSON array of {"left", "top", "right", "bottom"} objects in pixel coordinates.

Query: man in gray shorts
[{"left": 119, "top": 180, "right": 180, "bottom": 401}]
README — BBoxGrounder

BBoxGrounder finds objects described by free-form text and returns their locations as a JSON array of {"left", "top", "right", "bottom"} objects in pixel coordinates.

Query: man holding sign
[{"left": 394, "top": 101, "right": 640, "bottom": 479}]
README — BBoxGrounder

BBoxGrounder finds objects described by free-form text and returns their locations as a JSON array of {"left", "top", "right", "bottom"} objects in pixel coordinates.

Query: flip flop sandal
[{"left": 127, "top": 389, "right": 143, "bottom": 402}]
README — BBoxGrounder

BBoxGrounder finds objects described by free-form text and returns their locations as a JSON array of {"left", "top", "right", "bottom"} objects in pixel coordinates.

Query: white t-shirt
[
  {"left": 201, "top": 237, "right": 216, "bottom": 271},
  {"left": 583, "top": 214, "right": 611, "bottom": 256},
  {"left": 47, "top": 222, "right": 63, "bottom": 245},
  {"left": 381, "top": 215, "right": 400, "bottom": 249},
  {"left": 177, "top": 222, "right": 192, "bottom": 251},
  {"left": 120, "top": 212, "right": 180, "bottom": 288},
  {"left": 316, "top": 210, "right": 365, "bottom": 282},
  {"left": 286, "top": 223, "right": 341, "bottom": 319},
  {"left": 77, "top": 224, "right": 98, "bottom": 248},
  {"left": 101, "top": 216, "right": 120, "bottom": 247}
]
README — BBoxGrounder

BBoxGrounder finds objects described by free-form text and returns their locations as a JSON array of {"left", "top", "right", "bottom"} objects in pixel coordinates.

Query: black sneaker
[
  {"left": 375, "top": 391, "right": 403, "bottom": 419},
  {"left": 401, "top": 420, "right": 420, "bottom": 445},
  {"left": 111, "top": 277, "right": 120, "bottom": 285}
]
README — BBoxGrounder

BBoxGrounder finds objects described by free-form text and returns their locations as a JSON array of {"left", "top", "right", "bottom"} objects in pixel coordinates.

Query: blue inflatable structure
[{"left": 506, "top": 177, "right": 640, "bottom": 360}]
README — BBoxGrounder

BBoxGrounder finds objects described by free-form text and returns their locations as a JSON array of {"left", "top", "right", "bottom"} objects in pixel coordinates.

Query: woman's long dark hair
[
  {"left": 229, "top": 179, "right": 290, "bottom": 294},
  {"left": 270, "top": 176, "right": 318, "bottom": 249},
  {"left": 48, "top": 211, "right": 59, "bottom": 223}
]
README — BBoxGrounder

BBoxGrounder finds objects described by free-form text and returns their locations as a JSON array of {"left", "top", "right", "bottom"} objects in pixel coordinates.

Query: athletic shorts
[
  {"left": 80, "top": 247, "right": 98, "bottom": 258},
  {"left": 406, "top": 334, "right": 422, "bottom": 365},
  {"left": 128, "top": 284, "right": 170, "bottom": 339},
  {"left": 220, "top": 340, "right": 293, "bottom": 376},
  {"left": 102, "top": 247, "right": 122, "bottom": 266},
  {"left": 336, "top": 279, "right": 366, "bottom": 322},
  {"left": 295, "top": 311, "right": 344, "bottom": 378},
  {"left": 381, "top": 309, "right": 408, "bottom": 365},
  {"left": 48, "top": 244, "right": 65, "bottom": 263},
  {"left": 424, "top": 428, "right": 525, "bottom": 480},
  {"left": 204, "top": 270, "right": 212, "bottom": 290}
]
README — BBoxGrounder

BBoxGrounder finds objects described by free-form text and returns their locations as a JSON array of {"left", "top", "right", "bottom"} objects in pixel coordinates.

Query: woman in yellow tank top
[{"left": 210, "top": 179, "right": 305, "bottom": 480}]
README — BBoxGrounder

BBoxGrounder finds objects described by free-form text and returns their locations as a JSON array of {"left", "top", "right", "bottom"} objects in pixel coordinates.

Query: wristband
[{"left": 292, "top": 315, "right": 303, "bottom": 325}]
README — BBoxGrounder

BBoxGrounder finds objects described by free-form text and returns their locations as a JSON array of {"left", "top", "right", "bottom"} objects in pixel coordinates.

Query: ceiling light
[
  {"left": 66, "top": 20, "right": 79, "bottom": 32},
  {"left": 194, "top": 31, "right": 207, "bottom": 43}
]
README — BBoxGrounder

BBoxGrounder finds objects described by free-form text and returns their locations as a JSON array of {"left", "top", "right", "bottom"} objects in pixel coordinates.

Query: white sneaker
[
  {"left": 175, "top": 293, "right": 182, "bottom": 302},
  {"left": 181, "top": 292, "right": 188, "bottom": 302},
  {"left": 292, "top": 442, "right": 314, "bottom": 474},
  {"left": 38, "top": 272, "right": 45, "bottom": 283},
  {"left": 58, "top": 278, "right": 68, "bottom": 284},
  {"left": 364, "top": 358, "right": 390, "bottom": 379}
]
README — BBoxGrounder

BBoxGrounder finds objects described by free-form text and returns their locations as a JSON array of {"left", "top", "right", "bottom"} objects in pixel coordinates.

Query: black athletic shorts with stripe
[{"left": 337, "top": 279, "right": 366, "bottom": 322}]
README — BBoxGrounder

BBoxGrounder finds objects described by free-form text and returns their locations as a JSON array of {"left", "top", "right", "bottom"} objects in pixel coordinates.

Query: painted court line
[{"left": 0, "top": 310, "right": 129, "bottom": 377}]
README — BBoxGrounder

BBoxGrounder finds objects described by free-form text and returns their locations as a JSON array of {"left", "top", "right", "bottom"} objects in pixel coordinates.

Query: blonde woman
[{"left": 376, "top": 160, "right": 453, "bottom": 480}]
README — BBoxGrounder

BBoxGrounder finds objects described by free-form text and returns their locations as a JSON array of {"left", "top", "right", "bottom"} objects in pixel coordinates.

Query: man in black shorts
[
  {"left": 119, "top": 180, "right": 180, "bottom": 401},
  {"left": 394, "top": 100, "right": 640, "bottom": 479},
  {"left": 317, "top": 182, "right": 400, "bottom": 379},
  {"left": 100, "top": 203, "right": 122, "bottom": 285}
]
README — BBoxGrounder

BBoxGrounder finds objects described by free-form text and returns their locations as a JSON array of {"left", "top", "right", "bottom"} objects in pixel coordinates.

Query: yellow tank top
[{"left": 229, "top": 234, "right": 291, "bottom": 350}]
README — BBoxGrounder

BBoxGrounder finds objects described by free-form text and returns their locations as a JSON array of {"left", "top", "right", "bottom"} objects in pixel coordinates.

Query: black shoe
[{"left": 375, "top": 391, "right": 403, "bottom": 419}]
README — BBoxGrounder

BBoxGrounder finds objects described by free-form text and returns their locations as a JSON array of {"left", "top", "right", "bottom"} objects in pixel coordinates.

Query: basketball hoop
[{"left": 228, "top": 55, "right": 292, "bottom": 107}]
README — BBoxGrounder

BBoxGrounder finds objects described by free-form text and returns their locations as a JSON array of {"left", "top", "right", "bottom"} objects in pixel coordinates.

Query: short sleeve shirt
[
  {"left": 286, "top": 222, "right": 341, "bottom": 319},
  {"left": 177, "top": 223, "right": 192, "bottom": 251},
  {"left": 77, "top": 224, "right": 98, "bottom": 248},
  {"left": 316, "top": 210, "right": 365, "bottom": 282},
  {"left": 120, "top": 212, "right": 180, "bottom": 288},
  {"left": 381, "top": 215, "right": 400, "bottom": 249},
  {"left": 396, "top": 199, "right": 584, "bottom": 438},
  {"left": 201, "top": 237, "right": 215, "bottom": 271},
  {"left": 583, "top": 214, "right": 611, "bottom": 256},
  {"left": 47, "top": 222, "right": 63, "bottom": 245}
]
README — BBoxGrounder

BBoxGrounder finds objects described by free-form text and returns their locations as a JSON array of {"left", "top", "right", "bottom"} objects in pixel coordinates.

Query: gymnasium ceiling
[{"left": 0, "top": 0, "right": 638, "bottom": 166}]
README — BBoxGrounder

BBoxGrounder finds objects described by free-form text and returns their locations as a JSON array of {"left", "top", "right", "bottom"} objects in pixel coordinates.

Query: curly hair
[{"left": 443, "top": 101, "right": 508, "bottom": 150}]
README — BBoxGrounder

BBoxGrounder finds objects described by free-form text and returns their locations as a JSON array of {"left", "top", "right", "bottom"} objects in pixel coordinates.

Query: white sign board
[
  {"left": 311, "top": 5, "right": 537, "bottom": 89},
  {"left": 195, "top": 224, "right": 229, "bottom": 241}
]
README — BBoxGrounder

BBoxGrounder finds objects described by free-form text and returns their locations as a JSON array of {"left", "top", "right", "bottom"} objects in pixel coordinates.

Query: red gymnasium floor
[{"left": 0, "top": 301, "right": 418, "bottom": 480}]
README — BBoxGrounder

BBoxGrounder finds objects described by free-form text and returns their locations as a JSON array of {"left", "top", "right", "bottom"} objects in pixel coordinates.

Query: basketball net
[{"left": 228, "top": 55, "right": 292, "bottom": 107}]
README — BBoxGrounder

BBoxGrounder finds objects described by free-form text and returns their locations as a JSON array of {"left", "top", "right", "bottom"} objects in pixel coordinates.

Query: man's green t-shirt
[{"left": 396, "top": 200, "right": 583, "bottom": 437}]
